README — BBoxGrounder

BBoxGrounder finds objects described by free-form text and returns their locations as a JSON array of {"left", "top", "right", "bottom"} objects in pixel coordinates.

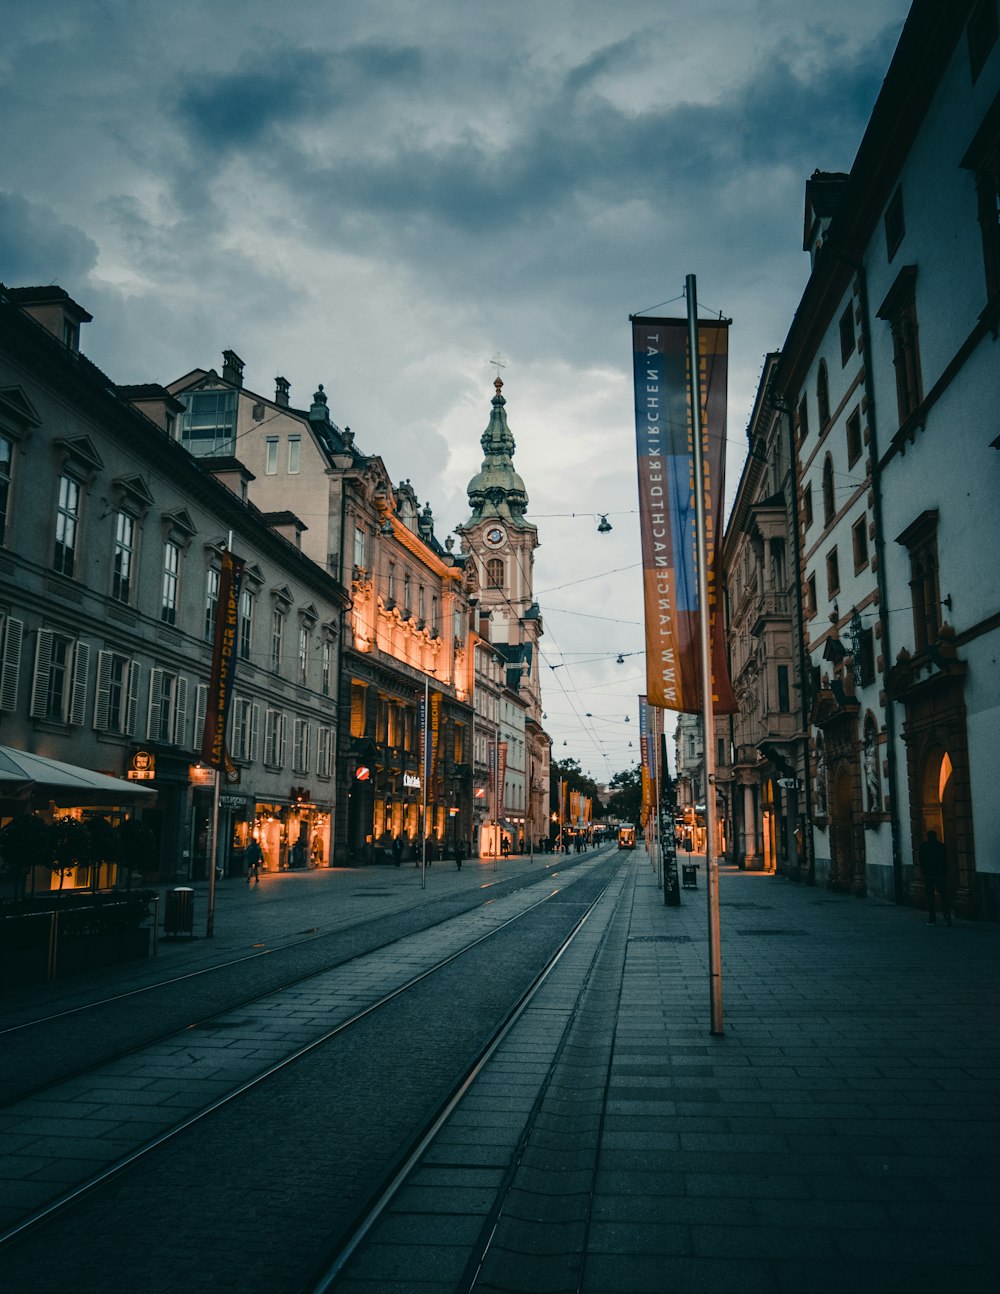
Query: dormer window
[{"left": 178, "top": 389, "right": 238, "bottom": 457}]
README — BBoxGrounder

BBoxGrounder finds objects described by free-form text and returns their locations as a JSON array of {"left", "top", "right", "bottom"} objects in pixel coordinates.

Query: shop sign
[
  {"left": 403, "top": 772, "right": 421, "bottom": 789},
  {"left": 128, "top": 750, "right": 155, "bottom": 781},
  {"left": 219, "top": 794, "right": 249, "bottom": 812},
  {"left": 189, "top": 764, "right": 214, "bottom": 786}
]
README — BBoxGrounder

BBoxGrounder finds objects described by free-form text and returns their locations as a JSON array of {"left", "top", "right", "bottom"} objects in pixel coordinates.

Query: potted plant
[
  {"left": 50, "top": 818, "right": 92, "bottom": 891},
  {"left": 0, "top": 813, "right": 51, "bottom": 900}
]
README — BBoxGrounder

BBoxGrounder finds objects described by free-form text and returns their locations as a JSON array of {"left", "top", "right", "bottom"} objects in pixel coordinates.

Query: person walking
[
  {"left": 392, "top": 835, "right": 403, "bottom": 867},
  {"left": 454, "top": 838, "right": 465, "bottom": 871},
  {"left": 245, "top": 837, "right": 262, "bottom": 886},
  {"left": 919, "top": 829, "right": 951, "bottom": 925}
]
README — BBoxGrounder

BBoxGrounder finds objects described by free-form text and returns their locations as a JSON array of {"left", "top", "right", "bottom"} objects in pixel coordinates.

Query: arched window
[
  {"left": 817, "top": 361, "right": 831, "bottom": 428},
  {"left": 486, "top": 557, "right": 504, "bottom": 589},
  {"left": 822, "top": 455, "right": 835, "bottom": 526}
]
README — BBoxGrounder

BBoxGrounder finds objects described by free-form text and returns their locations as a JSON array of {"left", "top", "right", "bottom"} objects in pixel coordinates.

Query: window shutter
[
  {"left": 249, "top": 703, "right": 260, "bottom": 762},
  {"left": 147, "top": 667, "right": 163, "bottom": 739},
  {"left": 125, "top": 660, "right": 139, "bottom": 736},
  {"left": 302, "top": 722, "right": 311, "bottom": 773},
  {"left": 232, "top": 696, "right": 246, "bottom": 761},
  {"left": 30, "top": 629, "right": 54, "bottom": 718},
  {"left": 173, "top": 676, "right": 188, "bottom": 746},
  {"left": 0, "top": 615, "right": 23, "bottom": 712},
  {"left": 69, "top": 642, "right": 90, "bottom": 726},
  {"left": 94, "top": 650, "right": 113, "bottom": 730},
  {"left": 194, "top": 684, "right": 208, "bottom": 752}
]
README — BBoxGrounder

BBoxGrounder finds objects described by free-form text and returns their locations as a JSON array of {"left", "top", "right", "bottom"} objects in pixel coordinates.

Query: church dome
[{"left": 466, "top": 377, "right": 529, "bottom": 521}]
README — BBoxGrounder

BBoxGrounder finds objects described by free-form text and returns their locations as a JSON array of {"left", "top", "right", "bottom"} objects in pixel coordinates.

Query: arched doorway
[{"left": 920, "top": 745, "right": 958, "bottom": 896}]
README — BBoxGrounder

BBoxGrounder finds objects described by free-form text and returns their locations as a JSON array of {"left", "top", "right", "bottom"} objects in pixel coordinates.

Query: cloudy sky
[{"left": 2, "top": 0, "right": 912, "bottom": 780}]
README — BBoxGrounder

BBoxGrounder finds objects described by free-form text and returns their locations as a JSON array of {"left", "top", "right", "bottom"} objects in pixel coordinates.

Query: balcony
[{"left": 750, "top": 592, "right": 791, "bottom": 637}]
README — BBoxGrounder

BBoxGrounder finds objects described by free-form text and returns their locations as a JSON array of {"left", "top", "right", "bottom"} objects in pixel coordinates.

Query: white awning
[{"left": 0, "top": 745, "right": 157, "bottom": 807}]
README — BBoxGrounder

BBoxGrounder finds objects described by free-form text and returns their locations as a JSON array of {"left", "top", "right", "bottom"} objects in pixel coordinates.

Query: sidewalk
[{"left": 591, "top": 856, "right": 1000, "bottom": 1293}]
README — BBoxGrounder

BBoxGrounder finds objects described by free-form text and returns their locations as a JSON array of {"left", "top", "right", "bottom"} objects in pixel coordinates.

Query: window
[
  {"left": 852, "top": 517, "right": 869, "bottom": 571},
  {"left": 94, "top": 650, "right": 138, "bottom": 734},
  {"left": 431, "top": 595, "right": 439, "bottom": 635},
  {"left": 387, "top": 561, "right": 396, "bottom": 605},
  {"left": 298, "top": 625, "right": 308, "bottom": 685},
  {"left": 0, "top": 433, "right": 12, "bottom": 544},
  {"left": 112, "top": 511, "right": 135, "bottom": 603},
  {"left": 839, "top": 304, "right": 855, "bottom": 366},
  {"left": 161, "top": 541, "right": 179, "bottom": 624},
  {"left": 317, "top": 726, "right": 333, "bottom": 778},
  {"left": 231, "top": 697, "right": 259, "bottom": 762},
  {"left": 816, "top": 362, "right": 831, "bottom": 429},
  {"left": 802, "top": 483, "right": 813, "bottom": 530},
  {"left": 288, "top": 436, "right": 301, "bottom": 474},
  {"left": 826, "top": 547, "right": 840, "bottom": 597},
  {"left": 270, "top": 608, "right": 284, "bottom": 672},
  {"left": 264, "top": 708, "right": 287, "bottom": 766},
  {"left": 265, "top": 437, "right": 279, "bottom": 475},
  {"left": 454, "top": 723, "right": 465, "bottom": 763},
  {"left": 205, "top": 567, "right": 220, "bottom": 642},
  {"left": 877, "top": 266, "right": 923, "bottom": 426},
  {"left": 178, "top": 390, "right": 237, "bottom": 456},
  {"left": 797, "top": 395, "right": 809, "bottom": 445},
  {"left": 350, "top": 682, "right": 367, "bottom": 737},
  {"left": 822, "top": 456, "right": 835, "bottom": 526},
  {"left": 292, "top": 718, "right": 310, "bottom": 773},
  {"left": 968, "top": 0, "right": 999, "bottom": 81},
  {"left": 487, "top": 557, "right": 504, "bottom": 589},
  {"left": 31, "top": 631, "right": 89, "bottom": 724},
  {"left": 846, "top": 408, "right": 862, "bottom": 467},
  {"left": 54, "top": 474, "right": 80, "bottom": 576},
  {"left": 856, "top": 627, "right": 876, "bottom": 688},
  {"left": 884, "top": 187, "right": 905, "bottom": 261},
  {"left": 806, "top": 573, "right": 817, "bottom": 618},
  {"left": 777, "top": 664, "right": 790, "bottom": 713},
  {"left": 321, "top": 639, "right": 332, "bottom": 696},
  {"left": 353, "top": 526, "right": 366, "bottom": 572},
  {"left": 418, "top": 584, "right": 425, "bottom": 626},
  {"left": 239, "top": 587, "right": 254, "bottom": 660},
  {"left": 403, "top": 573, "right": 411, "bottom": 616},
  {"left": 896, "top": 510, "right": 941, "bottom": 652},
  {"left": 146, "top": 667, "right": 187, "bottom": 744}
]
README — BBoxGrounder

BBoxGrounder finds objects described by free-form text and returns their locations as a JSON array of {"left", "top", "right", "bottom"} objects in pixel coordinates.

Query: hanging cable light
[{"left": 597, "top": 515, "right": 612, "bottom": 534}]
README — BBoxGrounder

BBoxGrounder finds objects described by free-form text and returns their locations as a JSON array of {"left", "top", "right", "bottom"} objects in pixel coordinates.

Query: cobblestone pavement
[{"left": 338, "top": 856, "right": 1000, "bottom": 1294}]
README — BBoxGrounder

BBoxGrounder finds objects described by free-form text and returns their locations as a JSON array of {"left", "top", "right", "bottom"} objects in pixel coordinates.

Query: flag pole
[{"left": 686, "top": 274, "right": 724, "bottom": 1036}]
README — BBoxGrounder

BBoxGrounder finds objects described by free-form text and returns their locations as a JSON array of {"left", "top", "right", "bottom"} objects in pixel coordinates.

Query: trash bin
[
  {"left": 164, "top": 886, "right": 194, "bottom": 937},
  {"left": 681, "top": 864, "right": 698, "bottom": 889}
]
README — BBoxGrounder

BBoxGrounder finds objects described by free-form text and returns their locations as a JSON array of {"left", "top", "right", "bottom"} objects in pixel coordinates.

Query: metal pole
[
  {"left": 686, "top": 273, "right": 724, "bottom": 1036},
  {"left": 421, "top": 671, "right": 429, "bottom": 891},
  {"left": 206, "top": 767, "right": 221, "bottom": 936},
  {"left": 653, "top": 706, "right": 663, "bottom": 886}
]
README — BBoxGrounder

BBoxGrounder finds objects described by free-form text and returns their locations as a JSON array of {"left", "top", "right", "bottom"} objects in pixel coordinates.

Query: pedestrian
[
  {"left": 392, "top": 835, "right": 403, "bottom": 867},
  {"left": 918, "top": 829, "right": 951, "bottom": 925},
  {"left": 245, "top": 837, "right": 262, "bottom": 885},
  {"left": 454, "top": 838, "right": 464, "bottom": 871},
  {"left": 501, "top": 835, "right": 510, "bottom": 858}
]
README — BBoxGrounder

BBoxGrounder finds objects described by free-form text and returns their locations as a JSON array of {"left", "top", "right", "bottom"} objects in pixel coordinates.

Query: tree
[
  {"left": 50, "top": 818, "right": 91, "bottom": 891},
  {"left": 550, "top": 757, "right": 606, "bottom": 821},
  {"left": 0, "top": 813, "right": 51, "bottom": 900},
  {"left": 607, "top": 764, "right": 642, "bottom": 826}
]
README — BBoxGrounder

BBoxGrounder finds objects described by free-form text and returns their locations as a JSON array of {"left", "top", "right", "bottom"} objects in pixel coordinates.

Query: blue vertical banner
[{"left": 631, "top": 316, "right": 736, "bottom": 714}]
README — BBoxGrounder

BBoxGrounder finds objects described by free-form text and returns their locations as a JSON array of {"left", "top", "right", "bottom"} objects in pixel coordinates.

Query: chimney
[
  {"left": 222, "top": 350, "right": 244, "bottom": 387},
  {"left": 275, "top": 376, "right": 290, "bottom": 408}
]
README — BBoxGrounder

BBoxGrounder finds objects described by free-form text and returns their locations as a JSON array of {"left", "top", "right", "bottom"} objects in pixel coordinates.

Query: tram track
[
  {"left": 0, "top": 850, "right": 625, "bottom": 1292},
  {"left": 0, "top": 852, "right": 597, "bottom": 1107}
]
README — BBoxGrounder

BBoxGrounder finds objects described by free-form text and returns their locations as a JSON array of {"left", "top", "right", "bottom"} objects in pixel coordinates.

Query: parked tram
[{"left": 617, "top": 823, "right": 636, "bottom": 850}]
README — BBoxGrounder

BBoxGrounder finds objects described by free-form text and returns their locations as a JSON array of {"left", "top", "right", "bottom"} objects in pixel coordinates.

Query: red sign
[{"left": 355, "top": 765, "right": 371, "bottom": 781}]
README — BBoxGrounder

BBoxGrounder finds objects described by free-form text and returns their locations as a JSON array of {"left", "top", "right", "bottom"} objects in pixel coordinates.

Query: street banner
[
  {"left": 570, "top": 790, "right": 580, "bottom": 826},
  {"left": 631, "top": 317, "right": 736, "bottom": 714},
  {"left": 497, "top": 741, "right": 508, "bottom": 818},
  {"left": 200, "top": 549, "right": 245, "bottom": 769},
  {"left": 488, "top": 741, "right": 496, "bottom": 818},
  {"left": 639, "top": 695, "right": 651, "bottom": 823},
  {"left": 429, "top": 689, "right": 442, "bottom": 779}
]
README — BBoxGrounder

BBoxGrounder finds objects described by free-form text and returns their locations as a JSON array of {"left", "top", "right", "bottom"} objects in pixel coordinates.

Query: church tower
[{"left": 459, "top": 375, "right": 543, "bottom": 718}]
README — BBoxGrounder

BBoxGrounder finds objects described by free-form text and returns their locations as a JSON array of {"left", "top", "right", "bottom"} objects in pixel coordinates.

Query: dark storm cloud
[
  {"left": 0, "top": 193, "right": 99, "bottom": 284},
  {"left": 174, "top": 42, "right": 423, "bottom": 149}
]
